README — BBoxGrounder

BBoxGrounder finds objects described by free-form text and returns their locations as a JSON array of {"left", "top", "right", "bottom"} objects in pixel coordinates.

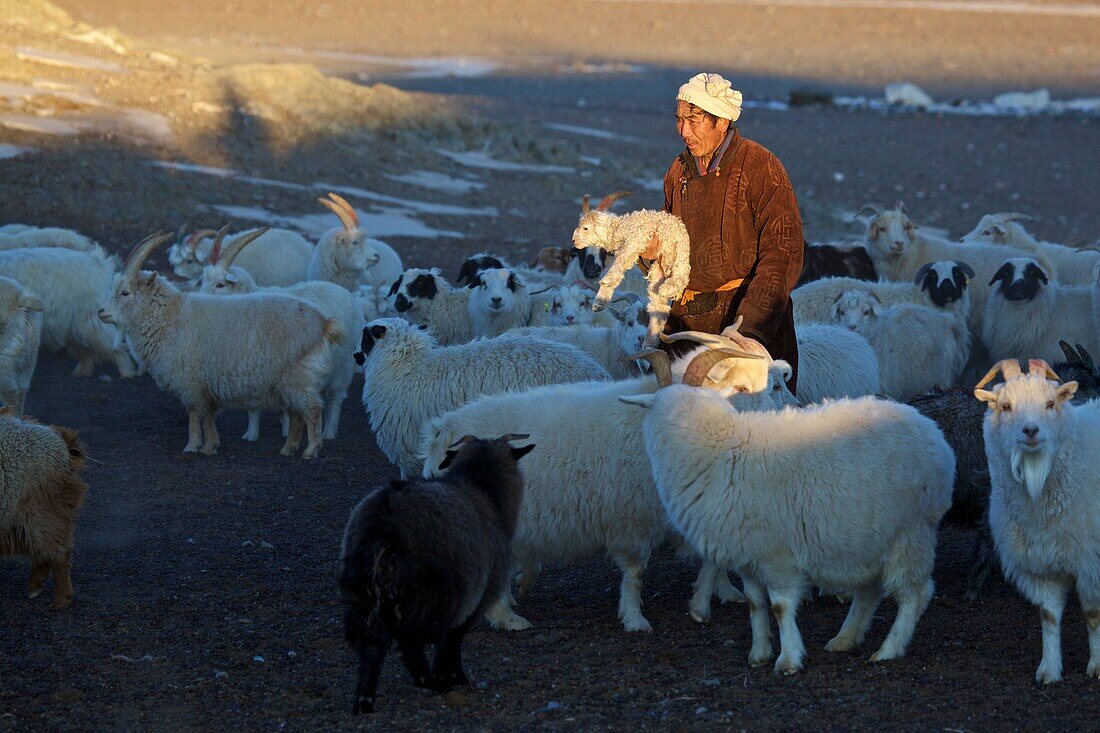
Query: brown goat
[{"left": 0, "top": 407, "right": 88, "bottom": 609}]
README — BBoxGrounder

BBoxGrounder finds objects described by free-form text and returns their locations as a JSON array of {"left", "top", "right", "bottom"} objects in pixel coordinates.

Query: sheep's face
[
  {"left": 456, "top": 253, "right": 506, "bottom": 286},
  {"left": 353, "top": 317, "right": 427, "bottom": 365},
  {"left": 989, "top": 258, "right": 1048, "bottom": 302},
  {"left": 975, "top": 373, "right": 1077, "bottom": 499},
  {"left": 613, "top": 300, "right": 650, "bottom": 356},
  {"left": 470, "top": 268, "right": 524, "bottom": 315},
  {"left": 865, "top": 210, "right": 917, "bottom": 259},
  {"left": 916, "top": 260, "right": 973, "bottom": 308},
  {"left": 768, "top": 360, "right": 800, "bottom": 408},
  {"left": 167, "top": 234, "right": 209, "bottom": 280},
  {"left": 388, "top": 269, "right": 441, "bottom": 314},
  {"left": 198, "top": 264, "right": 254, "bottom": 295},
  {"left": 571, "top": 212, "right": 615, "bottom": 251},
  {"left": 829, "top": 290, "right": 881, "bottom": 332}
]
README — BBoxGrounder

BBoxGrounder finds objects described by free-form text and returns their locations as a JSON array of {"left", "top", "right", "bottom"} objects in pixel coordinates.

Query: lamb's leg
[
  {"left": 200, "top": 407, "right": 219, "bottom": 455},
  {"left": 433, "top": 618, "right": 476, "bottom": 692},
  {"left": 484, "top": 592, "right": 533, "bottom": 631},
  {"left": 301, "top": 403, "right": 324, "bottom": 459},
  {"left": 281, "top": 411, "right": 304, "bottom": 456},
  {"left": 27, "top": 560, "right": 50, "bottom": 598},
  {"left": 352, "top": 625, "right": 390, "bottom": 714},
  {"left": 767, "top": 577, "right": 808, "bottom": 674},
  {"left": 739, "top": 574, "right": 775, "bottom": 667},
  {"left": 689, "top": 561, "right": 720, "bottom": 623},
  {"left": 112, "top": 349, "right": 138, "bottom": 379},
  {"left": 49, "top": 550, "right": 74, "bottom": 610},
  {"left": 826, "top": 582, "right": 882, "bottom": 652},
  {"left": 243, "top": 411, "right": 261, "bottom": 442},
  {"left": 323, "top": 390, "right": 344, "bottom": 441},
  {"left": 593, "top": 243, "right": 640, "bottom": 310},
  {"left": 965, "top": 521, "right": 997, "bottom": 600},
  {"left": 873, "top": 524, "right": 936, "bottom": 662},
  {"left": 644, "top": 297, "right": 673, "bottom": 347},
  {"left": 184, "top": 406, "right": 203, "bottom": 453},
  {"left": 396, "top": 634, "right": 433, "bottom": 689},
  {"left": 1084, "top": 601, "right": 1100, "bottom": 679},
  {"left": 611, "top": 547, "right": 652, "bottom": 632}
]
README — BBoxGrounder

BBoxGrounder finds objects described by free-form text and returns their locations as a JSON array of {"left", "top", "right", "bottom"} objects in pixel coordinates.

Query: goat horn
[
  {"left": 122, "top": 230, "right": 175, "bottom": 280},
  {"left": 445, "top": 434, "right": 479, "bottom": 451},
  {"left": 318, "top": 193, "right": 358, "bottom": 231},
  {"left": 1028, "top": 358, "right": 1061, "bottom": 382},
  {"left": 624, "top": 349, "right": 672, "bottom": 388},
  {"left": 1058, "top": 340, "right": 1079, "bottom": 364},
  {"left": 659, "top": 330, "right": 727, "bottom": 347},
  {"left": 994, "top": 212, "right": 1035, "bottom": 223},
  {"left": 328, "top": 192, "right": 360, "bottom": 227},
  {"left": 207, "top": 222, "right": 232, "bottom": 265},
  {"left": 186, "top": 228, "right": 218, "bottom": 248},
  {"left": 581, "top": 193, "right": 591, "bottom": 215},
  {"left": 852, "top": 203, "right": 882, "bottom": 221},
  {"left": 681, "top": 348, "right": 755, "bottom": 388},
  {"left": 217, "top": 227, "right": 271, "bottom": 268},
  {"left": 974, "top": 359, "right": 1024, "bottom": 389},
  {"left": 595, "top": 190, "right": 633, "bottom": 212}
]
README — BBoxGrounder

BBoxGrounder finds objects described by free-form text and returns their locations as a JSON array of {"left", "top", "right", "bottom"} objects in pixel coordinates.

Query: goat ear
[
  {"left": 1056, "top": 381, "right": 1078, "bottom": 404},
  {"left": 974, "top": 388, "right": 998, "bottom": 406},
  {"left": 387, "top": 275, "right": 403, "bottom": 297},
  {"left": 510, "top": 443, "right": 535, "bottom": 462},
  {"left": 139, "top": 271, "right": 158, "bottom": 288},
  {"left": 989, "top": 263, "right": 1012, "bottom": 286},
  {"left": 437, "top": 449, "right": 458, "bottom": 470},
  {"left": 19, "top": 294, "right": 44, "bottom": 312}
]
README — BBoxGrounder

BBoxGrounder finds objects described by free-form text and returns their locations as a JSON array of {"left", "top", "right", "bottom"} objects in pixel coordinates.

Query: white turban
[{"left": 677, "top": 72, "right": 743, "bottom": 121}]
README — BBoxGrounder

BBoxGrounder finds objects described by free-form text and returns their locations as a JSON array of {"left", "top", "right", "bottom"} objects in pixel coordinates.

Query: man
[{"left": 659, "top": 72, "right": 803, "bottom": 391}]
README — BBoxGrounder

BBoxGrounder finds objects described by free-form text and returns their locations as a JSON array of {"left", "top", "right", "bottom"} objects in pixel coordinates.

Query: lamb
[
  {"left": 198, "top": 226, "right": 361, "bottom": 441},
  {"left": 0, "top": 246, "right": 136, "bottom": 378},
  {"left": 0, "top": 409, "right": 88, "bottom": 609},
  {"left": 98, "top": 231, "right": 342, "bottom": 459},
  {"left": 310, "top": 193, "right": 403, "bottom": 291},
  {"left": 627, "top": 380, "right": 955, "bottom": 673},
  {"left": 0, "top": 276, "right": 43, "bottom": 416},
  {"left": 339, "top": 434, "right": 533, "bottom": 713},
  {"left": 857, "top": 202, "right": 1052, "bottom": 336},
  {"left": 960, "top": 212, "right": 1100, "bottom": 286},
  {"left": 983, "top": 257, "right": 1098, "bottom": 365},
  {"left": 974, "top": 358, "right": 1100, "bottom": 683},
  {"left": 355, "top": 318, "right": 609, "bottom": 478},
  {"left": 387, "top": 268, "right": 474, "bottom": 345},
  {"left": 0, "top": 226, "right": 101, "bottom": 253},
  {"left": 797, "top": 241, "right": 877, "bottom": 286},
  {"left": 831, "top": 290, "right": 969, "bottom": 400},
  {"left": 570, "top": 191, "right": 690, "bottom": 346},
  {"left": 467, "top": 268, "right": 532, "bottom": 338},
  {"left": 167, "top": 225, "right": 314, "bottom": 286}
]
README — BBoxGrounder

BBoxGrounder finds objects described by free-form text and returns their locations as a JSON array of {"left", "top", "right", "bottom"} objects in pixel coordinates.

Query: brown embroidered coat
[{"left": 662, "top": 128, "right": 804, "bottom": 391}]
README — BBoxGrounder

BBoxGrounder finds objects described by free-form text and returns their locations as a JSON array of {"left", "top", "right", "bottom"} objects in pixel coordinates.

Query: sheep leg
[
  {"left": 432, "top": 619, "right": 475, "bottom": 692},
  {"left": 965, "top": 522, "right": 997, "bottom": 600},
  {"left": 301, "top": 403, "right": 324, "bottom": 459},
  {"left": 871, "top": 579, "right": 933, "bottom": 663},
  {"left": 611, "top": 548, "right": 652, "bottom": 632},
  {"left": 740, "top": 574, "right": 775, "bottom": 667},
  {"left": 484, "top": 593, "right": 533, "bottom": 631},
  {"left": 767, "top": 580, "right": 808, "bottom": 674},
  {"left": 281, "top": 410, "right": 289, "bottom": 438},
  {"left": 27, "top": 560, "right": 50, "bottom": 598},
  {"left": 184, "top": 407, "right": 203, "bottom": 453},
  {"left": 1084, "top": 601, "right": 1100, "bottom": 679},
  {"left": 243, "top": 411, "right": 261, "bottom": 442},
  {"left": 826, "top": 582, "right": 882, "bottom": 652},
  {"left": 395, "top": 635, "right": 433, "bottom": 689},
  {"left": 689, "top": 562, "right": 720, "bottom": 623},
  {"left": 323, "top": 390, "right": 344, "bottom": 441},
  {"left": 352, "top": 628, "right": 390, "bottom": 714},
  {"left": 281, "top": 411, "right": 304, "bottom": 456},
  {"left": 200, "top": 407, "right": 219, "bottom": 455},
  {"left": 49, "top": 550, "right": 74, "bottom": 610}
]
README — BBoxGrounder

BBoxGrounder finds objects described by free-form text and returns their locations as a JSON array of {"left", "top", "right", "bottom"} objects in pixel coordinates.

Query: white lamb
[
  {"left": 467, "top": 268, "right": 532, "bottom": 338},
  {"left": 387, "top": 268, "right": 474, "bottom": 345},
  {"left": 626, "top": 381, "right": 954, "bottom": 673},
  {"left": 571, "top": 192, "right": 690, "bottom": 347},
  {"left": 99, "top": 232, "right": 342, "bottom": 459},
  {"left": 960, "top": 212, "right": 1100, "bottom": 286},
  {"left": 310, "top": 193, "right": 402, "bottom": 291},
  {"left": 974, "top": 358, "right": 1100, "bottom": 683},
  {"left": 0, "top": 247, "right": 136, "bottom": 378},
  {"left": 0, "top": 276, "right": 43, "bottom": 415},
  {"left": 355, "top": 318, "right": 610, "bottom": 478},
  {"left": 167, "top": 226, "right": 314, "bottom": 286},
  {"left": 831, "top": 290, "right": 969, "bottom": 400},
  {"left": 419, "top": 341, "right": 775, "bottom": 632},
  {"left": 982, "top": 257, "right": 1098, "bottom": 365}
]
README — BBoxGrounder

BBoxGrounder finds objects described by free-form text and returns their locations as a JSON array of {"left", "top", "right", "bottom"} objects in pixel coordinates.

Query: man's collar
[{"left": 681, "top": 127, "right": 740, "bottom": 179}]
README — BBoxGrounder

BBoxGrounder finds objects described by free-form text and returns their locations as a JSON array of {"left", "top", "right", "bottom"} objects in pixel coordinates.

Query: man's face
[{"left": 676, "top": 101, "right": 729, "bottom": 157}]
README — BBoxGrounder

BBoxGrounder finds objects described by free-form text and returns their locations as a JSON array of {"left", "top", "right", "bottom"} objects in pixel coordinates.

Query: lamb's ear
[
  {"left": 618, "top": 394, "right": 656, "bottom": 408},
  {"left": 1056, "top": 381, "right": 1078, "bottom": 404},
  {"left": 973, "top": 388, "right": 998, "bottom": 406},
  {"left": 956, "top": 261, "right": 976, "bottom": 280},
  {"left": 510, "top": 443, "right": 535, "bottom": 461},
  {"left": 989, "top": 262, "right": 1012, "bottom": 286},
  {"left": 387, "top": 275, "right": 403, "bottom": 297}
]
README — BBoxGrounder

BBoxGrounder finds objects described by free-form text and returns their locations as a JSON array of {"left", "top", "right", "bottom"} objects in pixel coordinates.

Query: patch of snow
[
  {"left": 993, "top": 89, "right": 1051, "bottom": 110},
  {"left": 0, "top": 114, "right": 81, "bottom": 136},
  {"left": 634, "top": 177, "right": 665, "bottom": 192},
  {"left": 121, "top": 109, "right": 175, "bottom": 145},
  {"left": 0, "top": 145, "right": 34, "bottom": 160},
  {"left": 384, "top": 170, "right": 486, "bottom": 195},
  {"left": 833, "top": 92, "right": 1100, "bottom": 118},
  {"left": 580, "top": 156, "right": 602, "bottom": 166},
  {"left": 558, "top": 61, "right": 648, "bottom": 75},
  {"left": 542, "top": 122, "right": 642, "bottom": 144},
  {"left": 150, "top": 161, "right": 238, "bottom": 178},
  {"left": 211, "top": 205, "right": 465, "bottom": 240},
  {"left": 15, "top": 47, "right": 125, "bottom": 73},
  {"left": 0, "top": 80, "right": 104, "bottom": 107},
  {"left": 64, "top": 30, "right": 128, "bottom": 55},
  {"left": 436, "top": 149, "right": 575, "bottom": 174},
  {"left": 743, "top": 99, "right": 791, "bottom": 112},
  {"left": 884, "top": 82, "right": 934, "bottom": 108},
  {"left": 316, "top": 182, "right": 497, "bottom": 217}
]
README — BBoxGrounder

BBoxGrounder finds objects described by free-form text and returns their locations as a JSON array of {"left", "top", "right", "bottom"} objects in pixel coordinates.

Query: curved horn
[
  {"left": 122, "top": 231, "right": 175, "bottom": 280},
  {"left": 993, "top": 212, "right": 1035, "bottom": 224},
  {"left": 975, "top": 359, "right": 1024, "bottom": 390},
  {"left": 624, "top": 349, "right": 672, "bottom": 388},
  {"left": 851, "top": 203, "right": 882, "bottom": 221},
  {"left": 595, "top": 190, "right": 633, "bottom": 212},
  {"left": 659, "top": 330, "right": 727, "bottom": 348},
  {"left": 578, "top": 279, "right": 599, "bottom": 292},
  {"left": 328, "top": 192, "right": 360, "bottom": 228},
  {"left": 1058, "top": 340, "right": 1079, "bottom": 365},
  {"left": 1077, "top": 344, "right": 1096, "bottom": 372},
  {"left": 682, "top": 348, "right": 753, "bottom": 388},
  {"left": 207, "top": 222, "right": 232, "bottom": 265},
  {"left": 581, "top": 193, "right": 591, "bottom": 215},
  {"left": 217, "top": 227, "right": 271, "bottom": 268},
  {"left": 186, "top": 228, "right": 218, "bottom": 249},
  {"left": 1028, "top": 358, "right": 1061, "bottom": 382},
  {"left": 318, "top": 193, "right": 358, "bottom": 231}
]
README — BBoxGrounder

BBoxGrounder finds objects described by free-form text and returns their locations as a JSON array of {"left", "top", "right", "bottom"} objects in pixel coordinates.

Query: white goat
[
  {"left": 0, "top": 227, "right": 100, "bottom": 253},
  {"left": 355, "top": 318, "right": 610, "bottom": 478},
  {"left": 974, "top": 358, "right": 1100, "bottom": 683},
  {"left": 0, "top": 276, "right": 43, "bottom": 415},
  {"left": 0, "top": 247, "right": 135, "bottom": 378},
  {"left": 310, "top": 192, "right": 402, "bottom": 291},
  {"left": 961, "top": 212, "right": 1100, "bottom": 286},
  {"left": 982, "top": 257, "right": 1098, "bottom": 365},
  {"left": 99, "top": 232, "right": 342, "bottom": 458},
  {"left": 626, "top": 382, "right": 954, "bottom": 673},
  {"left": 167, "top": 225, "right": 314, "bottom": 286},
  {"left": 388, "top": 268, "right": 474, "bottom": 345}
]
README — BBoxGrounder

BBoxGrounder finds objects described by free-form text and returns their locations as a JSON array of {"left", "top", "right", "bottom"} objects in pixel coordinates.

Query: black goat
[{"left": 797, "top": 241, "right": 877, "bottom": 286}]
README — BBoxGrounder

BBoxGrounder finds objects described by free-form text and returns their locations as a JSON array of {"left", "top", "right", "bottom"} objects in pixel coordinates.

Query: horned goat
[
  {"left": 167, "top": 225, "right": 314, "bottom": 286},
  {"left": 309, "top": 193, "right": 402, "bottom": 291},
  {"left": 0, "top": 276, "right": 43, "bottom": 416}
]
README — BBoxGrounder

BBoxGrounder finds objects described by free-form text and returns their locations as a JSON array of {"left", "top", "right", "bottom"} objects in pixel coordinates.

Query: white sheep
[
  {"left": 831, "top": 290, "right": 969, "bottom": 400},
  {"left": 419, "top": 341, "right": 775, "bottom": 632},
  {"left": 99, "top": 232, "right": 342, "bottom": 459},
  {"left": 310, "top": 192, "right": 402, "bottom": 291},
  {"left": 355, "top": 318, "right": 610, "bottom": 479},
  {"left": 626, "top": 382, "right": 954, "bottom": 673},
  {"left": 571, "top": 191, "right": 690, "bottom": 346},
  {"left": 0, "top": 276, "right": 43, "bottom": 416},
  {"left": 198, "top": 226, "right": 361, "bottom": 441},
  {"left": 982, "top": 257, "right": 1098, "bottom": 365},
  {"left": 974, "top": 358, "right": 1100, "bottom": 683},
  {"left": 467, "top": 268, "right": 532, "bottom": 338},
  {"left": 387, "top": 268, "right": 474, "bottom": 345},
  {"left": 0, "top": 226, "right": 100, "bottom": 253},
  {"left": 0, "top": 247, "right": 136, "bottom": 378},
  {"left": 960, "top": 212, "right": 1100, "bottom": 286},
  {"left": 167, "top": 226, "right": 314, "bottom": 286}
]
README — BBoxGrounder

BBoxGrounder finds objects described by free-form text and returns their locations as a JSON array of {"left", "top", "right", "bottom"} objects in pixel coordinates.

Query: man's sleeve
[
  {"left": 663, "top": 159, "right": 680, "bottom": 214},
  {"left": 736, "top": 152, "right": 804, "bottom": 346}
]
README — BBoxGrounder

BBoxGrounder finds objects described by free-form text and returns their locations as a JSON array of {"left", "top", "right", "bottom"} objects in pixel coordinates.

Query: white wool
[
  {"left": 795, "top": 323, "right": 881, "bottom": 404},
  {"left": 960, "top": 213, "right": 1100, "bottom": 286}
]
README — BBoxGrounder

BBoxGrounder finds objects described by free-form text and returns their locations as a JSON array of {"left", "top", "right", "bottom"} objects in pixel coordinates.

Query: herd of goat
[{"left": 1, "top": 190, "right": 1098, "bottom": 714}]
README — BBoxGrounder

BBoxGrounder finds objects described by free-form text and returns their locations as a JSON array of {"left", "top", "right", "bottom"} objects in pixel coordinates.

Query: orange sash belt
[{"left": 679, "top": 277, "right": 745, "bottom": 305}]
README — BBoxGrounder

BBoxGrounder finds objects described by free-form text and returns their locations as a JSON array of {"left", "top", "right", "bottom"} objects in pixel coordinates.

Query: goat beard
[{"left": 1011, "top": 448, "right": 1054, "bottom": 501}]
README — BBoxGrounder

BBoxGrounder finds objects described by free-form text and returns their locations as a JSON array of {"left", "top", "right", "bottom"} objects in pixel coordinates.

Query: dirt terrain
[{"left": 1, "top": 1, "right": 1099, "bottom": 730}]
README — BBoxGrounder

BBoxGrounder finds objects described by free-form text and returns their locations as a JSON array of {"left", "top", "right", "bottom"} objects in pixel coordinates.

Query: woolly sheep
[
  {"left": 467, "top": 268, "right": 532, "bottom": 338},
  {"left": 983, "top": 257, "right": 1098, "bottom": 365},
  {"left": 388, "top": 268, "right": 474, "bottom": 345},
  {"left": 960, "top": 212, "right": 1100, "bottom": 286},
  {"left": 795, "top": 323, "right": 882, "bottom": 404},
  {"left": 167, "top": 226, "right": 314, "bottom": 286},
  {"left": 99, "top": 232, "right": 343, "bottom": 458},
  {"left": 0, "top": 276, "right": 43, "bottom": 416},
  {"left": 797, "top": 241, "right": 876, "bottom": 286},
  {"left": 832, "top": 290, "right": 969, "bottom": 400},
  {"left": 0, "top": 227, "right": 100, "bottom": 253},
  {"left": 974, "top": 358, "right": 1100, "bottom": 683},
  {"left": 627, "top": 383, "right": 954, "bottom": 673},
  {"left": 0, "top": 246, "right": 136, "bottom": 378},
  {"left": 355, "top": 318, "right": 609, "bottom": 478},
  {"left": 340, "top": 434, "right": 533, "bottom": 713},
  {"left": 309, "top": 193, "right": 403, "bottom": 291},
  {"left": 0, "top": 410, "right": 88, "bottom": 609}
]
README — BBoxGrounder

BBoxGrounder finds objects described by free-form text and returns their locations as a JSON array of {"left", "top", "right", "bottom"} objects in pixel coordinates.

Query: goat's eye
[
  {"left": 1000, "top": 403, "right": 1012, "bottom": 412},
  {"left": 1046, "top": 400, "right": 1055, "bottom": 410},
  {"left": 215, "top": 283, "right": 224, "bottom": 289},
  {"left": 120, "top": 290, "right": 130, "bottom": 297},
  {"left": 583, "top": 226, "right": 589, "bottom": 231},
  {"left": 982, "top": 229, "right": 991, "bottom": 236}
]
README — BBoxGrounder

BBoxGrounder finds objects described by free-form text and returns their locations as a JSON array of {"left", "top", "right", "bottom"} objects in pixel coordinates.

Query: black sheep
[
  {"left": 338, "top": 433, "right": 534, "bottom": 714},
  {"left": 796, "top": 241, "right": 877, "bottom": 286}
]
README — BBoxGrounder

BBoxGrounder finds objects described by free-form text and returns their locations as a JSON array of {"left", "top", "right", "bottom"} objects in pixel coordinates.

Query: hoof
[
  {"left": 1035, "top": 662, "right": 1062, "bottom": 685},
  {"left": 50, "top": 596, "right": 73, "bottom": 610},
  {"left": 352, "top": 695, "right": 375, "bottom": 714},
  {"left": 622, "top": 617, "right": 653, "bottom": 633},
  {"left": 200, "top": 445, "right": 218, "bottom": 456},
  {"left": 748, "top": 650, "right": 775, "bottom": 668},
  {"left": 1087, "top": 659, "right": 1099, "bottom": 679},
  {"left": 825, "top": 636, "right": 857, "bottom": 653},
  {"left": 773, "top": 654, "right": 803, "bottom": 675}
]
